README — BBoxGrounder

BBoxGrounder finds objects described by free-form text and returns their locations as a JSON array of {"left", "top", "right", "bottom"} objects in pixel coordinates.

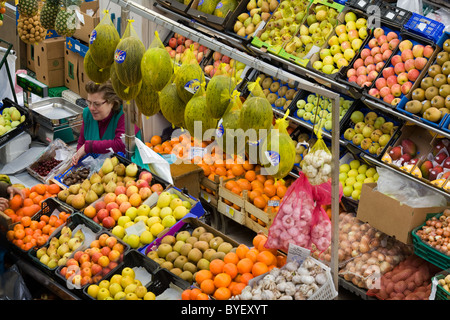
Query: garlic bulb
[
  {"left": 279, "top": 295, "right": 293, "bottom": 300},
  {"left": 300, "top": 275, "right": 315, "bottom": 285},
  {"left": 315, "top": 272, "right": 327, "bottom": 286},
  {"left": 302, "top": 257, "right": 316, "bottom": 269},
  {"left": 296, "top": 267, "right": 310, "bottom": 276},
  {"left": 276, "top": 282, "right": 287, "bottom": 292},
  {"left": 284, "top": 282, "right": 297, "bottom": 296},
  {"left": 261, "top": 290, "right": 275, "bottom": 300},
  {"left": 285, "top": 261, "right": 299, "bottom": 272}
]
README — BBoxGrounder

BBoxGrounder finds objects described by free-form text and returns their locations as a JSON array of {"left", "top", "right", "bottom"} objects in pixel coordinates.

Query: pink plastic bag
[{"left": 265, "top": 172, "right": 342, "bottom": 253}]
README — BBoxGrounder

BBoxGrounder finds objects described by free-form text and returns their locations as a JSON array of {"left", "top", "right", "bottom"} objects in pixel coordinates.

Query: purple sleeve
[
  {"left": 86, "top": 114, "right": 126, "bottom": 154},
  {"left": 77, "top": 122, "right": 86, "bottom": 151}
]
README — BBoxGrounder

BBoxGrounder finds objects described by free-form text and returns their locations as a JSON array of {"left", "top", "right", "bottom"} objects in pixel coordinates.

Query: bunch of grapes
[{"left": 32, "top": 157, "right": 62, "bottom": 177}]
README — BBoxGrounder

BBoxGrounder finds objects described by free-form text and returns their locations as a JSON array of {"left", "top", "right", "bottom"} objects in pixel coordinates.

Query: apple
[
  {"left": 139, "top": 171, "right": 153, "bottom": 184},
  {"left": 401, "top": 49, "right": 414, "bottom": 62},
  {"left": 341, "top": 41, "right": 352, "bottom": 51},
  {"left": 380, "top": 86, "right": 391, "bottom": 98},
  {"left": 361, "top": 48, "right": 371, "bottom": 60},
  {"left": 387, "top": 32, "right": 398, "bottom": 42},
  {"left": 347, "top": 68, "right": 357, "bottom": 78},
  {"left": 423, "top": 45, "right": 434, "bottom": 58},
  {"left": 394, "top": 62, "right": 405, "bottom": 75},
  {"left": 374, "top": 53, "right": 384, "bottom": 64},
  {"left": 378, "top": 35, "right": 388, "bottom": 46},
  {"left": 404, "top": 59, "right": 416, "bottom": 72},
  {"left": 348, "top": 29, "right": 359, "bottom": 42},
  {"left": 391, "top": 83, "right": 402, "bottom": 97},
  {"left": 168, "top": 37, "right": 177, "bottom": 49},
  {"left": 375, "top": 77, "right": 387, "bottom": 90},
  {"left": 386, "top": 75, "right": 398, "bottom": 88},
  {"left": 380, "top": 42, "right": 390, "bottom": 53},
  {"left": 356, "top": 75, "right": 368, "bottom": 87},
  {"left": 353, "top": 58, "right": 364, "bottom": 69},
  {"left": 96, "top": 209, "right": 109, "bottom": 222},
  {"left": 390, "top": 55, "right": 402, "bottom": 66},
  {"left": 397, "top": 72, "right": 409, "bottom": 85},
  {"left": 368, "top": 38, "right": 378, "bottom": 49},
  {"left": 371, "top": 46, "right": 381, "bottom": 57},
  {"left": 382, "top": 49, "right": 393, "bottom": 61},
  {"left": 352, "top": 39, "right": 363, "bottom": 51},
  {"left": 391, "top": 98, "right": 401, "bottom": 105},
  {"left": 368, "top": 70, "right": 378, "bottom": 82},
  {"left": 389, "top": 39, "right": 400, "bottom": 51},
  {"left": 401, "top": 81, "right": 413, "bottom": 95},
  {"left": 373, "top": 28, "right": 384, "bottom": 39},
  {"left": 443, "top": 157, "right": 450, "bottom": 169},
  {"left": 357, "top": 66, "right": 368, "bottom": 76},
  {"left": 344, "top": 48, "right": 356, "bottom": 61},
  {"left": 383, "top": 94, "right": 395, "bottom": 104},
  {"left": 382, "top": 67, "right": 395, "bottom": 79},
  {"left": 348, "top": 75, "right": 358, "bottom": 83},
  {"left": 364, "top": 56, "right": 374, "bottom": 66},
  {"left": 114, "top": 185, "right": 126, "bottom": 196},
  {"left": 407, "top": 69, "right": 420, "bottom": 82},
  {"left": 102, "top": 216, "right": 116, "bottom": 229},
  {"left": 368, "top": 88, "right": 380, "bottom": 98},
  {"left": 376, "top": 61, "right": 385, "bottom": 72},
  {"left": 412, "top": 44, "right": 424, "bottom": 58},
  {"left": 399, "top": 40, "right": 413, "bottom": 52},
  {"left": 414, "top": 57, "right": 427, "bottom": 70}
]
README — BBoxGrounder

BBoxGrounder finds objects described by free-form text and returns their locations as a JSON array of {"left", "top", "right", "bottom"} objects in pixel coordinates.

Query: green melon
[
  {"left": 261, "top": 129, "right": 296, "bottom": 179},
  {"left": 175, "top": 63, "right": 205, "bottom": 104},
  {"left": 114, "top": 36, "right": 146, "bottom": 87},
  {"left": 184, "top": 95, "right": 217, "bottom": 139},
  {"left": 198, "top": 0, "right": 220, "bottom": 14},
  {"left": 110, "top": 65, "right": 142, "bottom": 102},
  {"left": 205, "top": 74, "right": 235, "bottom": 119},
  {"left": 135, "top": 78, "right": 160, "bottom": 117},
  {"left": 213, "top": 0, "right": 238, "bottom": 18},
  {"left": 89, "top": 23, "right": 120, "bottom": 69},
  {"left": 215, "top": 105, "right": 246, "bottom": 156},
  {"left": 84, "top": 50, "right": 111, "bottom": 84},
  {"left": 239, "top": 96, "right": 273, "bottom": 133},
  {"left": 141, "top": 47, "right": 174, "bottom": 92},
  {"left": 160, "top": 82, "right": 187, "bottom": 128}
]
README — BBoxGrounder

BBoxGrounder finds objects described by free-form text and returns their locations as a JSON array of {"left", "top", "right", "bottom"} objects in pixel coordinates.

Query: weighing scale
[{"left": 16, "top": 74, "right": 84, "bottom": 145}]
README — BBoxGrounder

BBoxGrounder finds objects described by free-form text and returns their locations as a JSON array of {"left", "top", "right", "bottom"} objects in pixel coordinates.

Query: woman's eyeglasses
[{"left": 87, "top": 100, "right": 107, "bottom": 108}]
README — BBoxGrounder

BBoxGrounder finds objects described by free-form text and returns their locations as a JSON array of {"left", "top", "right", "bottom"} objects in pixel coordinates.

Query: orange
[
  {"left": 150, "top": 135, "right": 162, "bottom": 146},
  {"left": 39, "top": 214, "right": 49, "bottom": 223},
  {"left": 33, "top": 195, "right": 44, "bottom": 204},
  {"left": 213, "top": 273, "right": 232, "bottom": 288},
  {"left": 20, "top": 216, "right": 31, "bottom": 227},
  {"left": 209, "top": 259, "right": 225, "bottom": 275},
  {"left": 200, "top": 278, "right": 216, "bottom": 295},
  {"left": 231, "top": 282, "right": 246, "bottom": 296},
  {"left": 196, "top": 293, "right": 210, "bottom": 300},
  {"left": 250, "top": 180, "right": 264, "bottom": 191},
  {"left": 244, "top": 170, "right": 256, "bottom": 182},
  {"left": 47, "top": 184, "right": 61, "bottom": 195},
  {"left": 256, "top": 250, "right": 276, "bottom": 266},
  {"left": 189, "top": 288, "right": 202, "bottom": 300},
  {"left": 9, "top": 194, "right": 23, "bottom": 211},
  {"left": 14, "top": 228, "right": 25, "bottom": 240},
  {"left": 213, "top": 287, "right": 231, "bottom": 300},
  {"left": 181, "top": 289, "right": 191, "bottom": 300},
  {"left": 245, "top": 248, "right": 259, "bottom": 263},
  {"left": 21, "top": 188, "right": 31, "bottom": 198},
  {"left": 253, "top": 196, "right": 267, "bottom": 209},
  {"left": 195, "top": 269, "right": 213, "bottom": 285},
  {"left": 253, "top": 234, "right": 267, "bottom": 248},
  {"left": 263, "top": 185, "right": 277, "bottom": 198},
  {"left": 276, "top": 185, "right": 287, "bottom": 198},
  {"left": 277, "top": 255, "right": 287, "bottom": 267},
  {"left": 252, "top": 261, "right": 269, "bottom": 277},
  {"left": 22, "top": 206, "right": 35, "bottom": 217},
  {"left": 48, "top": 215, "right": 58, "bottom": 227},
  {"left": 236, "top": 179, "right": 251, "bottom": 191},
  {"left": 29, "top": 220, "right": 39, "bottom": 231},
  {"left": 223, "top": 263, "right": 238, "bottom": 279},
  {"left": 223, "top": 252, "right": 239, "bottom": 265},
  {"left": 3, "top": 208, "right": 15, "bottom": 216},
  {"left": 6, "top": 230, "right": 15, "bottom": 241},
  {"left": 230, "top": 186, "right": 242, "bottom": 195},
  {"left": 236, "top": 244, "right": 249, "bottom": 260},
  {"left": 34, "top": 184, "right": 47, "bottom": 195},
  {"left": 23, "top": 198, "right": 34, "bottom": 207},
  {"left": 13, "top": 223, "right": 24, "bottom": 232},
  {"left": 248, "top": 190, "right": 262, "bottom": 203},
  {"left": 243, "top": 160, "right": 254, "bottom": 171},
  {"left": 255, "top": 174, "right": 266, "bottom": 184},
  {"left": 215, "top": 166, "right": 227, "bottom": 177},
  {"left": 236, "top": 258, "right": 253, "bottom": 274},
  {"left": 231, "top": 164, "right": 244, "bottom": 177},
  {"left": 225, "top": 180, "right": 238, "bottom": 191}
]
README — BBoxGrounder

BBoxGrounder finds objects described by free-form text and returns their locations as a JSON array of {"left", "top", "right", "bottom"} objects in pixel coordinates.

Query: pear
[
  {"left": 36, "top": 247, "right": 47, "bottom": 259},
  {"left": 71, "top": 193, "right": 86, "bottom": 210},
  {"left": 105, "top": 180, "right": 117, "bottom": 194},
  {"left": 101, "top": 158, "right": 114, "bottom": 174},
  {"left": 81, "top": 179, "right": 91, "bottom": 191},
  {"left": 91, "top": 182, "right": 105, "bottom": 196},
  {"left": 47, "top": 244, "right": 57, "bottom": 257},
  {"left": 58, "top": 256, "right": 68, "bottom": 267},
  {"left": 74, "top": 229, "right": 85, "bottom": 242},
  {"left": 111, "top": 156, "right": 119, "bottom": 167},
  {"left": 67, "top": 237, "right": 82, "bottom": 250},
  {"left": 60, "top": 226, "right": 72, "bottom": 238},
  {"left": 50, "top": 237, "right": 60, "bottom": 247},
  {"left": 125, "top": 163, "right": 138, "bottom": 177},
  {"left": 260, "top": 0, "right": 269, "bottom": 12},
  {"left": 58, "top": 232, "right": 71, "bottom": 245},
  {"left": 85, "top": 189, "right": 99, "bottom": 204},
  {"left": 57, "top": 243, "right": 70, "bottom": 256},
  {"left": 238, "top": 12, "right": 249, "bottom": 23},
  {"left": 114, "top": 163, "right": 126, "bottom": 176},
  {"left": 68, "top": 184, "right": 81, "bottom": 194},
  {"left": 90, "top": 172, "right": 102, "bottom": 184},
  {"left": 247, "top": 0, "right": 256, "bottom": 11},
  {"left": 102, "top": 171, "right": 117, "bottom": 184},
  {"left": 269, "top": 0, "right": 278, "bottom": 11}
]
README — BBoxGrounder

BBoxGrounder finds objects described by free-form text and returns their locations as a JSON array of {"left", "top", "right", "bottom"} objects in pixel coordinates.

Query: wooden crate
[
  {"left": 217, "top": 178, "right": 247, "bottom": 225},
  {"left": 0, "top": 211, "right": 13, "bottom": 233},
  {"left": 244, "top": 200, "right": 276, "bottom": 236},
  {"left": 199, "top": 174, "right": 220, "bottom": 208}
]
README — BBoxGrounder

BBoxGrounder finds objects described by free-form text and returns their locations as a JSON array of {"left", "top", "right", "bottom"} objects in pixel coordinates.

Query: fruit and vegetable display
[
  {"left": 86, "top": 266, "right": 157, "bottom": 300},
  {"left": 232, "top": 0, "right": 277, "bottom": 38},
  {"left": 415, "top": 209, "right": 450, "bottom": 256},
  {"left": 231, "top": 256, "right": 331, "bottom": 300},
  {"left": 382, "top": 137, "right": 423, "bottom": 177},
  {"left": 418, "top": 138, "right": 450, "bottom": 185},
  {"left": 253, "top": 0, "right": 310, "bottom": 52},
  {"left": 342, "top": 109, "right": 398, "bottom": 156},
  {"left": 165, "top": 32, "right": 210, "bottom": 66},
  {"left": 366, "top": 254, "right": 438, "bottom": 300},
  {"left": 294, "top": 93, "right": 354, "bottom": 131},
  {"left": 310, "top": 10, "right": 368, "bottom": 75},
  {"left": 195, "top": 0, "right": 238, "bottom": 19},
  {"left": 400, "top": 39, "right": 450, "bottom": 125},
  {"left": 339, "top": 158, "right": 379, "bottom": 200},
  {"left": 57, "top": 232, "right": 127, "bottom": 288},
  {"left": 203, "top": 51, "right": 247, "bottom": 82},
  {"left": 367, "top": 39, "right": 435, "bottom": 107},
  {"left": 281, "top": 1, "right": 342, "bottom": 60},
  {"left": 180, "top": 233, "right": 287, "bottom": 300},
  {"left": 344, "top": 27, "right": 401, "bottom": 88}
]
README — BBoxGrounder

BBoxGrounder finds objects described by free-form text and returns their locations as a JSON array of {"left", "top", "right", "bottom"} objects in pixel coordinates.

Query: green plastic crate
[
  {"left": 433, "top": 274, "right": 450, "bottom": 300},
  {"left": 412, "top": 212, "right": 450, "bottom": 270}
]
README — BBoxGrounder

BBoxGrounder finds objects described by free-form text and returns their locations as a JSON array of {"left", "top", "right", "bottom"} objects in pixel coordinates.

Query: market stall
[{"left": 0, "top": 0, "right": 449, "bottom": 302}]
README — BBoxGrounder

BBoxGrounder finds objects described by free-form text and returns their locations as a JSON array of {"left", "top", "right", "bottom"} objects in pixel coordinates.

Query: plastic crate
[
  {"left": 397, "top": 96, "right": 448, "bottom": 131},
  {"left": 346, "top": 0, "right": 379, "bottom": 11},
  {"left": 363, "top": 30, "right": 438, "bottom": 109},
  {"left": 432, "top": 273, "right": 450, "bottom": 300},
  {"left": 340, "top": 104, "right": 403, "bottom": 160},
  {"left": 404, "top": 12, "right": 445, "bottom": 44},
  {"left": 376, "top": 1, "right": 412, "bottom": 28},
  {"left": 154, "top": 0, "right": 192, "bottom": 19},
  {"left": 288, "top": 88, "right": 357, "bottom": 135},
  {"left": 28, "top": 212, "right": 103, "bottom": 275},
  {"left": 83, "top": 249, "right": 161, "bottom": 299},
  {"left": 337, "top": 23, "right": 403, "bottom": 92},
  {"left": 0, "top": 98, "right": 32, "bottom": 149},
  {"left": 412, "top": 212, "right": 450, "bottom": 270}
]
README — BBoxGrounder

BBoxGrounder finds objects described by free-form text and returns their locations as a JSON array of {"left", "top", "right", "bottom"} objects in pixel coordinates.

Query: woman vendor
[{"left": 71, "top": 81, "right": 140, "bottom": 165}]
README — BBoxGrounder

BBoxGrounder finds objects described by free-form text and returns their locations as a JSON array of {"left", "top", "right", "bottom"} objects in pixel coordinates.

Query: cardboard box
[
  {"left": 72, "top": 0, "right": 100, "bottom": 43},
  {"left": 356, "top": 183, "right": 447, "bottom": 244},
  {"left": 64, "top": 47, "right": 79, "bottom": 94},
  {"left": 77, "top": 53, "right": 90, "bottom": 99},
  {"left": 34, "top": 37, "right": 66, "bottom": 87},
  {"left": 169, "top": 163, "right": 203, "bottom": 199},
  {"left": 26, "top": 43, "right": 35, "bottom": 72}
]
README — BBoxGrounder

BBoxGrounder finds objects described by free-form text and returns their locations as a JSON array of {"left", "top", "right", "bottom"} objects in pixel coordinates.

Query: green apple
[
  {"left": 345, "top": 11, "right": 357, "bottom": 23},
  {"left": 345, "top": 176, "right": 356, "bottom": 187},
  {"left": 344, "top": 48, "right": 355, "bottom": 61},
  {"left": 313, "top": 60, "right": 323, "bottom": 70},
  {"left": 302, "top": 112, "right": 312, "bottom": 121},
  {"left": 322, "top": 55, "right": 334, "bottom": 66},
  {"left": 356, "top": 173, "right": 366, "bottom": 182},
  {"left": 97, "top": 287, "right": 111, "bottom": 300},
  {"left": 330, "top": 44, "right": 342, "bottom": 56},
  {"left": 343, "top": 185, "right": 353, "bottom": 197},
  {"left": 125, "top": 234, "right": 140, "bottom": 249},
  {"left": 324, "top": 120, "right": 332, "bottom": 131},
  {"left": 136, "top": 204, "right": 151, "bottom": 216},
  {"left": 338, "top": 33, "right": 349, "bottom": 44},
  {"left": 304, "top": 103, "right": 314, "bottom": 112},
  {"left": 182, "top": 201, "right": 192, "bottom": 210},
  {"left": 112, "top": 225, "right": 125, "bottom": 239},
  {"left": 159, "top": 207, "right": 173, "bottom": 219},
  {"left": 297, "top": 109, "right": 306, "bottom": 118},
  {"left": 319, "top": 48, "right": 332, "bottom": 60},
  {"left": 156, "top": 192, "right": 171, "bottom": 208},
  {"left": 296, "top": 99, "right": 306, "bottom": 109},
  {"left": 125, "top": 207, "right": 138, "bottom": 221},
  {"left": 351, "top": 189, "right": 361, "bottom": 200},
  {"left": 162, "top": 215, "right": 177, "bottom": 228},
  {"left": 339, "top": 172, "right": 348, "bottom": 182},
  {"left": 349, "top": 159, "right": 361, "bottom": 169},
  {"left": 322, "top": 64, "right": 335, "bottom": 74},
  {"left": 118, "top": 215, "right": 131, "bottom": 227},
  {"left": 358, "top": 164, "right": 368, "bottom": 174},
  {"left": 169, "top": 198, "right": 183, "bottom": 211},
  {"left": 149, "top": 206, "right": 161, "bottom": 217},
  {"left": 150, "top": 222, "right": 165, "bottom": 237},
  {"left": 139, "top": 230, "right": 154, "bottom": 245},
  {"left": 146, "top": 216, "right": 161, "bottom": 228},
  {"left": 365, "top": 167, "right": 376, "bottom": 177},
  {"left": 351, "top": 38, "right": 363, "bottom": 51}
]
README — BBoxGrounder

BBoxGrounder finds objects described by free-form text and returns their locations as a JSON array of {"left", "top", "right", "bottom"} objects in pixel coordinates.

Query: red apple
[
  {"left": 390, "top": 54, "right": 402, "bottom": 66},
  {"left": 353, "top": 58, "right": 364, "bottom": 69},
  {"left": 443, "top": 157, "right": 450, "bottom": 169},
  {"left": 412, "top": 44, "right": 424, "bottom": 58},
  {"left": 429, "top": 166, "right": 444, "bottom": 180},
  {"left": 102, "top": 216, "right": 116, "bottom": 229},
  {"left": 213, "top": 51, "right": 222, "bottom": 61},
  {"left": 373, "top": 28, "right": 385, "bottom": 39},
  {"left": 374, "top": 53, "right": 384, "bottom": 64},
  {"left": 114, "top": 185, "right": 126, "bottom": 196},
  {"left": 382, "top": 67, "right": 395, "bottom": 79},
  {"left": 404, "top": 59, "right": 416, "bottom": 72},
  {"left": 394, "top": 62, "right": 405, "bottom": 75},
  {"left": 435, "top": 153, "right": 447, "bottom": 165},
  {"left": 401, "top": 81, "right": 413, "bottom": 95},
  {"left": 368, "top": 70, "right": 379, "bottom": 82},
  {"left": 368, "top": 88, "right": 380, "bottom": 98},
  {"left": 391, "top": 83, "right": 402, "bottom": 97},
  {"left": 364, "top": 56, "right": 374, "bottom": 66},
  {"left": 139, "top": 170, "right": 153, "bottom": 184},
  {"left": 356, "top": 75, "right": 368, "bottom": 87},
  {"left": 414, "top": 57, "right": 427, "bottom": 70},
  {"left": 139, "top": 187, "right": 152, "bottom": 200},
  {"left": 380, "top": 86, "right": 391, "bottom": 98},
  {"left": 382, "top": 49, "right": 393, "bottom": 61},
  {"left": 376, "top": 61, "right": 385, "bottom": 72},
  {"left": 368, "top": 38, "right": 378, "bottom": 48},
  {"left": 106, "top": 202, "right": 119, "bottom": 212},
  {"left": 375, "top": 77, "right": 387, "bottom": 90},
  {"left": 386, "top": 32, "right": 398, "bottom": 42},
  {"left": 371, "top": 46, "right": 381, "bottom": 57},
  {"left": 383, "top": 94, "right": 395, "bottom": 104},
  {"left": 94, "top": 201, "right": 106, "bottom": 212},
  {"left": 357, "top": 65, "right": 367, "bottom": 76},
  {"left": 366, "top": 64, "right": 376, "bottom": 73},
  {"left": 397, "top": 72, "right": 409, "bottom": 85},
  {"left": 386, "top": 75, "right": 398, "bottom": 88},
  {"left": 96, "top": 209, "right": 109, "bottom": 222},
  {"left": 389, "top": 39, "right": 400, "bottom": 50},
  {"left": 423, "top": 45, "right": 434, "bottom": 58},
  {"left": 407, "top": 69, "right": 420, "bottom": 82},
  {"left": 168, "top": 37, "right": 177, "bottom": 49},
  {"left": 221, "top": 55, "right": 231, "bottom": 64},
  {"left": 377, "top": 35, "right": 388, "bottom": 46},
  {"left": 176, "top": 36, "right": 185, "bottom": 45},
  {"left": 348, "top": 75, "right": 357, "bottom": 83},
  {"left": 380, "top": 42, "right": 390, "bottom": 53},
  {"left": 360, "top": 48, "right": 371, "bottom": 60},
  {"left": 91, "top": 252, "right": 103, "bottom": 264},
  {"left": 401, "top": 49, "right": 414, "bottom": 62},
  {"left": 347, "top": 68, "right": 357, "bottom": 78}
]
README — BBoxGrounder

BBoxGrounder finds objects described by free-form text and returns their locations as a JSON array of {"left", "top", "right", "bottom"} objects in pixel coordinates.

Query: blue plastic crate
[
  {"left": 441, "top": 114, "right": 450, "bottom": 134},
  {"left": 437, "top": 31, "right": 450, "bottom": 48},
  {"left": 404, "top": 12, "right": 445, "bottom": 44},
  {"left": 396, "top": 96, "right": 448, "bottom": 131}
]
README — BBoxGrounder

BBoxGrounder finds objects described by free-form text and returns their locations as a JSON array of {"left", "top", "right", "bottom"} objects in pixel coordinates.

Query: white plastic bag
[
  {"left": 375, "top": 167, "right": 447, "bottom": 208},
  {"left": 0, "top": 49, "right": 17, "bottom": 101},
  {"left": 134, "top": 137, "right": 173, "bottom": 184},
  {"left": 397, "top": 0, "right": 423, "bottom": 15}
]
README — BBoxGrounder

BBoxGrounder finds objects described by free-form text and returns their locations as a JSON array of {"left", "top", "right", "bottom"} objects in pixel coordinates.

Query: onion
[
  {"left": 379, "top": 261, "right": 392, "bottom": 274},
  {"left": 359, "top": 242, "right": 370, "bottom": 253}
]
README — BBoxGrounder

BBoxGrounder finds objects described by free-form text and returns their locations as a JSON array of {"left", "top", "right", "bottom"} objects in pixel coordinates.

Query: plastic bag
[
  {"left": 134, "top": 137, "right": 173, "bottom": 184},
  {"left": 0, "top": 50, "right": 17, "bottom": 101},
  {"left": 0, "top": 264, "right": 32, "bottom": 300},
  {"left": 397, "top": 0, "right": 423, "bottom": 15},
  {"left": 375, "top": 167, "right": 447, "bottom": 208},
  {"left": 301, "top": 121, "right": 332, "bottom": 186}
]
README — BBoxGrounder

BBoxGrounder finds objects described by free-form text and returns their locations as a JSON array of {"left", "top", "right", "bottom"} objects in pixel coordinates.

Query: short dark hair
[{"left": 85, "top": 80, "right": 122, "bottom": 113}]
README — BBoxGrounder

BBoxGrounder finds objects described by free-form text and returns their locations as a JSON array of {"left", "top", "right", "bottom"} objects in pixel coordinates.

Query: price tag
[
  {"left": 226, "top": 204, "right": 235, "bottom": 217},
  {"left": 385, "top": 12, "right": 395, "bottom": 20},
  {"left": 268, "top": 200, "right": 279, "bottom": 207},
  {"left": 417, "top": 22, "right": 427, "bottom": 32},
  {"left": 358, "top": 0, "right": 367, "bottom": 7},
  {"left": 304, "top": 45, "right": 321, "bottom": 60},
  {"left": 75, "top": 44, "right": 81, "bottom": 52},
  {"left": 201, "top": 190, "right": 211, "bottom": 203},
  {"left": 125, "top": 220, "right": 147, "bottom": 236},
  {"left": 189, "top": 147, "right": 206, "bottom": 160}
]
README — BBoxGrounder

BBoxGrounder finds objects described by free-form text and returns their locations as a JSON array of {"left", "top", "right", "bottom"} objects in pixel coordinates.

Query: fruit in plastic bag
[
  {"left": 184, "top": 95, "right": 218, "bottom": 139},
  {"left": 160, "top": 81, "right": 187, "bottom": 128},
  {"left": 89, "top": 12, "right": 121, "bottom": 69},
  {"left": 135, "top": 78, "right": 160, "bottom": 117},
  {"left": 84, "top": 50, "right": 111, "bottom": 84},
  {"left": 205, "top": 73, "right": 235, "bottom": 119}
]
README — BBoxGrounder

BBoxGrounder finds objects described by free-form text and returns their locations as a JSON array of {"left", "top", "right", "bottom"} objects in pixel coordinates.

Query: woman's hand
[
  {"left": 6, "top": 186, "right": 25, "bottom": 200},
  {"left": 72, "top": 144, "right": 86, "bottom": 166},
  {"left": 0, "top": 197, "right": 9, "bottom": 212}
]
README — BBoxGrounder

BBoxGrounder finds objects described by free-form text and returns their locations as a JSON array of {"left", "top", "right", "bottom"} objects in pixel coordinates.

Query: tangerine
[
  {"left": 245, "top": 248, "right": 259, "bottom": 262},
  {"left": 223, "top": 263, "right": 238, "bottom": 279},
  {"left": 223, "top": 252, "right": 239, "bottom": 265},
  {"left": 236, "top": 258, "right": 253, "bottom": 274},
  {"left": 200, "top": 278, "right": 215, "bottom": 295},
  {"left": 256, "top": 250, "right": 276, "bottom": 266},
  {"left": 181, "top": 289, "right": 191, "bottom": 300},
  {"left": 231, "top": 282, "right": 246, "bottom": 296},
  {"left": 196, "top": 293, "right": 210, "bottom": 300},
  {"left": 189, "top": 288, "right": 202, "bottom": 300},
  {"left": 47, "top": 184, "right": 61, "bottom": 195},
  {"left": 195, "top": 269, "right": 213, "bottom": 285},
  {"left": 150, "top": 135, "right": 162, "bottom": 146},
  {"left": 253, "top": 196, "right": 267, "bottom": 209},
  {"left": 213, "top": 273, "right": 232, "bottom": 289},
  {"left": 9, "top": 194, "right": 23, "bottom": 211},
  {"left": 209, "top": 259, "right": 225, "bottom": 275},
  {"left": 34, "top": 184, "right": 47, "bottom": 195},
  {"left": 213, "top": 287, "right": 231, "bottom": 300},
  {"left": 235, "top": 244, "right": 249, "bottom": 260},
  {"left": 252, "top": 262, "right": 269, "bottom": 277},
  {"left": 244, "top": 170, "right": 256, "bottom": 182}
]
